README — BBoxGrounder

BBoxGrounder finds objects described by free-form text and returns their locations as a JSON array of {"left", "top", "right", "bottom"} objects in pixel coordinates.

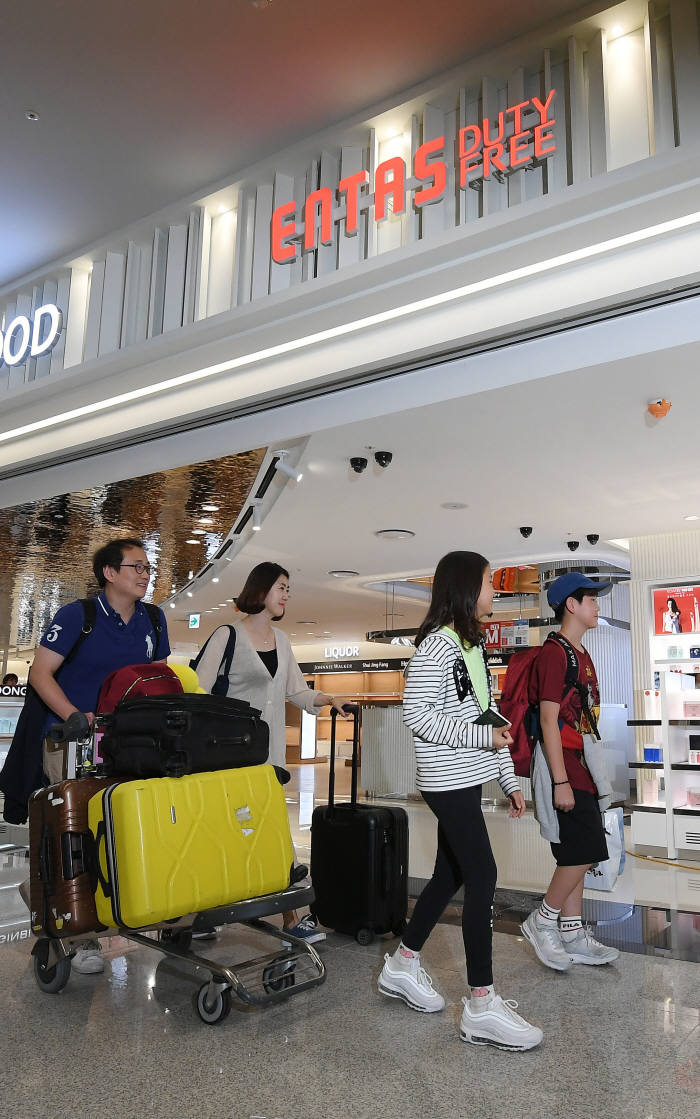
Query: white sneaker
[
  {"left": 521, "top": 911, "right": 571, "bottom": 971},
  {"left": 378, "top": 951, "right": 445, "bottom": 1013},
  {"left": 460, "top": 994, "right": 543, "bottom": 1051},
  {"left": 564, "top": 928, "right": 620, "bottom": 965},
  {"left": 72, "top": 940, "right": 104, "bottom": 975}
]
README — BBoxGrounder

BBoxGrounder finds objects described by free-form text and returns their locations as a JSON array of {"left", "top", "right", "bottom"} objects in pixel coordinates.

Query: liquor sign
[
  {"left": 299, "top": 658, "right": 411, "bottom": 674},
  {"left": 272, "top": 91, "right": 556, "bottom": 264},
  {"left": 652, "top": 585, "right": 700, "bottom": 635},
  {"left": 0, "top": 304, "right": 63, "bottom": 368}
]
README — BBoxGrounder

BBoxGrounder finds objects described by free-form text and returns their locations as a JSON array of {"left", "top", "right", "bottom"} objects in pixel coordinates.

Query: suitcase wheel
[
  {"left": 195, "top": 981, "right": 232, "bottom": 1025},
  {"left": 33, "top": 942, "right": 71, "bottom": 994},
  {"left": 356, "top": 927, "right": 375, "bottom": 946},
  {"left": 262, "top": 958, "right": 296, "bottom": 994}
]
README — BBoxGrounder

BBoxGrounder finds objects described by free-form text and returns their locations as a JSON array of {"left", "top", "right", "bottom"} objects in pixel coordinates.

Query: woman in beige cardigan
[{"left": 196, "top": 561, "right": 347, "bottom": 942}]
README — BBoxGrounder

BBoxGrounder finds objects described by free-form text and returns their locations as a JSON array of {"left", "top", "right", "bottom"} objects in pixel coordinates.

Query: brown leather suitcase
[{"left": 29, "top": 777, "right": 113, "bottom": 938}]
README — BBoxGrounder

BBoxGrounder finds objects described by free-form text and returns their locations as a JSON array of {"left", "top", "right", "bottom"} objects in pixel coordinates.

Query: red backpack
[
  {"left": 97, "top": 663, "right": 183, "bottom": 715},
  {"left": 499, "top": 634, "right": 580, "bottom": 777}
]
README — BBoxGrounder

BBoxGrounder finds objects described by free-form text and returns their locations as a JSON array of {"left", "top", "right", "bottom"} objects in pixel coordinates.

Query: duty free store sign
[
  {"left": 272, "top": 90, "right": 556, "bottom": 264},
  {"left": 0, "top": 304, "right": 63, "bottom": 368}
]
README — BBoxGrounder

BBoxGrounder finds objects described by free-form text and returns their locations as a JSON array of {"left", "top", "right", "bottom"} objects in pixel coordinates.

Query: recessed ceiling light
[
  {"left": 683, "top": 514, "right": 699, "bottom": 521},
  {"left": 211, "top": 577, "right": 219, "bottom": 584},
  {"left": 218, "top": 603, "right": 227, "bottom": 607},
  {"left": 328, "top": 569, "right": 359, "bottom": 578},
  {"left": 25, "top": 110, "right": 40, "bottom": 121},
  {"left": 375, "top": 528, "right": 415, "bottom": 540},
  {"left": 185, "top": 539, "right": 200, "bottom": 544},
  {"left": 198, "top": 518, "right": 215, "bottom": 525},
  {"left": 201, "top": 504, "right": 219, "bottom": 512},
  {"left": 192, "top": 529, "right": 206, "bottom": 535},
  {"left": 186, "top": 592, "right": 193, "bottom": 598},
  {"left": 440, "top": 502, "right": 468, "bottom": 510},
  {"left": 169, "top": 603, "right": 176, "bottom": 609}
]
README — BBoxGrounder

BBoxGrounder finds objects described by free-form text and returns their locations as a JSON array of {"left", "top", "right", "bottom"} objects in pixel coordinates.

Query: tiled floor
[{"left": 1, "top": 766, "right": 699, "bottom": 1118}]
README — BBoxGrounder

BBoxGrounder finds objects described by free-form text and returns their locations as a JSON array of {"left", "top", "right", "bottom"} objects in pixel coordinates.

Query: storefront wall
[{"left": 1, "top": 1, "right": 700, "bottom": 503}]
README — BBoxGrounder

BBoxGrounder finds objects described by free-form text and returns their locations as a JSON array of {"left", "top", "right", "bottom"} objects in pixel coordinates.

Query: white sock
[
  {"left": 394, "top": 943, "right": 418, "bottom": 966},
  {"left": 536, "top": 900, "right": 561, "bottom": 926},
  {"left": 560, "top": 916, "right": 583, "bottom": 942},
  {"left": 469, "top": 984, "right": 495, "bottom": 1010}
]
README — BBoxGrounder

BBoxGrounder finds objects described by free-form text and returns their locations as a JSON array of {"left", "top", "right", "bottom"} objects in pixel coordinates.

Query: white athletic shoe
[
  {"left": 564, "top": 928, "right": 620, "bottom": 965},
  {"left": 72, "top": 940, "right": 105, "bottom": 975},
  {"left": 460, "top": 994, "right": 543, "bottom": 1051},
  {"left": 378, "top": 951, "right": 445, "bottom": 1013},
  {"left": 521, "top": 911, "right": 571, "bottom": 971}
]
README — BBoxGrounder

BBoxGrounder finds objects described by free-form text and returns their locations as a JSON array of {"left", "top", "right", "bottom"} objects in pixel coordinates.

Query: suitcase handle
[
  {"left": 328, "top": 705, "right": 360, "bottom": 811},
  {"left": 93, "top": 821, "right": 113, "bottom": 898}
]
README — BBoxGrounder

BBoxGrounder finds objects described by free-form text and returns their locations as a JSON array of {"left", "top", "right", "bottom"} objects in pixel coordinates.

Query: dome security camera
[
  {"left": 567, "top": 539, "right": 580, "bottom": 551},
  {"left": 350, "top": 456, "right": 368, "bottom": 474},
  {"left": 374, "top": 451, "right": 393, "bottom": 468},
  {"left": 586, "top": 533, "right": 600, "bottom": 545},
  {"left": 519, "top": 526, "right": 533, "bottom": 538}
]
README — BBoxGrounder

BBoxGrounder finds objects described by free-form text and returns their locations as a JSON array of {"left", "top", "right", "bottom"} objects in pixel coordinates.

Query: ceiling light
[
  {"left": 273, "top": 449, "right": 303, "bottom": 482},
  {"left": 186, "top": 592, "right": 193, "bottom": 598},
  {"left": 611, "top": 24, "right": 623, "bottom": 36},
  {"left": 201, "top": 505, "right": 219, "bottom": 512},
  {"left": 329, "top": 569, "right": 359, "bottom": 578},
  {"left": 251, "top": 499, "right": 263, "bottom": 531},
  {"left": 25, "top": 110, "right": 40, "bottom": 121},
  {"left": 198, "top": 518, "right": 215, "bottom": 525},
  {"left": 212, "top": 577, "right": 219, "bottom": 583},
  {"left": 441, "top": 502, "right": 468, "bottom": 510},
  {"left": 375, "top": 528, "right": 416, "bottom": 540},
  {"left": 683, "top": 515, "right": 699, "bottom": 521},
  {"left": 169, "top": 603, "right": 176, "bottom": 609},
  {"left": 192, "top": 529, "right": 206, "bottom": 535},
  {"left": 185, "top": 539, "right": 199, "bottom": 545}
]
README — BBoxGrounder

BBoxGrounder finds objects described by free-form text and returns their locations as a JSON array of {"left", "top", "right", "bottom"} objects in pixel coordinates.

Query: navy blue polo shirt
[{"left": 39, "top": 593, "right": 171, "bottom": 725}]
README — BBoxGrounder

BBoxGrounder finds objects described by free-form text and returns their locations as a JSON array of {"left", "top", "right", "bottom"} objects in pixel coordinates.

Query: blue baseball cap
[{"left": 547, "top": 571, "right": 612, "bottom": 610}]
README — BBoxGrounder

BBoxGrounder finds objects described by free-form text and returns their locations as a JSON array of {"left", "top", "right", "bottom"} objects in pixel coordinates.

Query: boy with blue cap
[{"left": 521, "top": 572, "right": 620, "bottom": 970}]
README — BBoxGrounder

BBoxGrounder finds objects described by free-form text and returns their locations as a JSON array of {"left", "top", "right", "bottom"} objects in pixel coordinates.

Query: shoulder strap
[
  {"left": 142, "top": 602, "right": 162, "bottom": 635},
  {"left": 190, "top": 624, "right": 236, "bottom": 676},
  {"left": 58, "top": 599, "right": 98, "bottom": 674},
  {"left": 545, "top": 631, "right": 579, "bottom": 696}
]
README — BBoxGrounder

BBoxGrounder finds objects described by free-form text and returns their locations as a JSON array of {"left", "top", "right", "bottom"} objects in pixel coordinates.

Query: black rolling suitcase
[
  {"left": 310, "top": 705, "right": 408, "bottom": 945},
  {"left": 98, "top": 693, "right": 269, "bottom": 778}
]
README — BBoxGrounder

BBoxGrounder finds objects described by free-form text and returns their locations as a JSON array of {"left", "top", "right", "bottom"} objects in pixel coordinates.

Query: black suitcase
[
  {"left": 99, "top": 693, "right": 269, "bottom": 778},
  {"left": 310, "top": 705, "right": 408, "bottom": 944}
]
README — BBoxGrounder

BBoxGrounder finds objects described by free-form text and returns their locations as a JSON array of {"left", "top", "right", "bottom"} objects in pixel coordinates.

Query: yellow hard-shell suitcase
[{"left": 88, "top": 765, "right": 294, "bottom": 929}]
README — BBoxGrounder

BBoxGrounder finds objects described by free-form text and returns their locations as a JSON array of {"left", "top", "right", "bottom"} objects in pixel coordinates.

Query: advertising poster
[{"left": 652, "top": 585, "right": 700, "bottom": 635}]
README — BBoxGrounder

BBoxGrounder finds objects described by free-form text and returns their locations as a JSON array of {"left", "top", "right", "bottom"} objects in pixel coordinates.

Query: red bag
[
  {"left": 499, "top": 635, "right": 580, "bottom": 777},
  {"left": 97, "top": 663, "right": 183, "bottom": 715}
]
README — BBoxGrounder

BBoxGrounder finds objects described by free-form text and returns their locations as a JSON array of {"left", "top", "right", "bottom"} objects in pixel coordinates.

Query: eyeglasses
[{"left": 118, "top": 562, "right": 152, "bottom": 575}]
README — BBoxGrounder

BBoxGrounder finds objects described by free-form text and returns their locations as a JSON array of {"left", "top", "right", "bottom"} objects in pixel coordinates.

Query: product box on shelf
[
  {"left": 687, "top": 788, "right": 700, "bottom": 807},
  {"left": 683, "top": 701, "right": 700, "bottom": 719},
  {"left": 644, "top": 746, "right": 663, "bottom": 763}
]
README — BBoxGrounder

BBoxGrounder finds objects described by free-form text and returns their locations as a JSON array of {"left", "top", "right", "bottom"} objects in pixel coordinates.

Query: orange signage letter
[
  {"left": 482, "top": 142, "right": 507, "bottom": 179},
  {"left": 272, "top": 201, "right": 298, "bottom": 264},
  {"left": 338, "top": 169, "right": 369, "bottom": 235},
  {"left": 509, "top": 130, "right": 532, "bottom": 168},
  {"left": 303, "top": 187, "right": 333, "bottom": 252},
  {"left": 533, "top": 122, "right": 556, "bottom": 159},
  {"left": 458, "top": 125, "right": 482, "bottom": 187},
  {"left": 531, "top": 89, "right": 556, "bottom": 125},
  {"left": 413, "top": 137, "right": 447, "bottom": 207},
  {"left": 374, "top": 157, "right": 406, "bottom": 221}
]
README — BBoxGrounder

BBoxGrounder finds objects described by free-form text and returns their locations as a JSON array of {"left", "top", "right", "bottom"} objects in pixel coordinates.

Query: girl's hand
[
  {"left": 493, "top": 726, "right": 513, "bottom": 751},
  {"left": 508, "top": 789, "right": 526, "bottom": 818}
]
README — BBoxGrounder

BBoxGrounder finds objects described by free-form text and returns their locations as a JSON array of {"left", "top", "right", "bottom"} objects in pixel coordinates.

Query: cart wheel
[
  {"left": 195, "top": 982, "right": 232, "bottom": 1025},
  {"left": 356, "top": 927, "right": 374, "bottom": 946},
  {"left": 33, "top": 948, "right": 71, "bottom": 994},
  {"left": 262, "top": 959, "right": 296, "bottom": 994},
  {"left": 392, "top": 919, "right": 407, "bottom": 937}
]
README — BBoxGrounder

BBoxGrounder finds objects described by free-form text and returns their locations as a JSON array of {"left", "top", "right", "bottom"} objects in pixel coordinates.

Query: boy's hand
[{"left": 554, "top": 780, "right": 575, "bottom": 811}]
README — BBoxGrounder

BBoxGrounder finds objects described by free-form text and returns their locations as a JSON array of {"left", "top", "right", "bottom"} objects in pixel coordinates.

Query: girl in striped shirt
[{"left": 378, "top": 551, "right": 542, "bottom": 1051}]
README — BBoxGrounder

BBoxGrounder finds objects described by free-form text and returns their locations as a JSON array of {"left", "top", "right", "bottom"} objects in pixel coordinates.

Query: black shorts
[{"left": 550, "top": 788, "right": 609, "bottom": 867}]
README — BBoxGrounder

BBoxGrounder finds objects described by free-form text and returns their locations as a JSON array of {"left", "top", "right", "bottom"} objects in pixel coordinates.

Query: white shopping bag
[{"left": 584, "top": 807, "right": 626, "bottom": 892}]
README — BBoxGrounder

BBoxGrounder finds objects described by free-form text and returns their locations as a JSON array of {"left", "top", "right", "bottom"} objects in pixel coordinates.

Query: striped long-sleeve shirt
[{"left": 403, "top": 630, "right": 520, "bottom": 795}]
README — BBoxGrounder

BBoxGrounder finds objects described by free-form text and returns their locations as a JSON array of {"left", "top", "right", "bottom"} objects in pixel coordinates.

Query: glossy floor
[{"left": 1, "top": 766, "right": 699, "bottom": 1118}]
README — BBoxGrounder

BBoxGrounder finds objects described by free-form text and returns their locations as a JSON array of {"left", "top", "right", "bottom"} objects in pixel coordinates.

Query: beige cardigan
[{"left": 194, "top": 621, "right": 323, "bottom": 768}]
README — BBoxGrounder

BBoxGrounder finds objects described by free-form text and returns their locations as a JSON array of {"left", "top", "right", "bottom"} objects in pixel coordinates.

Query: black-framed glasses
[{"left": 118, "top": 562, "right": 152, "bottom": 575}]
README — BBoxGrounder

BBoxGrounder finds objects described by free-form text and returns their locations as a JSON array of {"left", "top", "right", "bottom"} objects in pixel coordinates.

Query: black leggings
[{"left": 402, "top": 785, "right": 497, "bottom": 988}]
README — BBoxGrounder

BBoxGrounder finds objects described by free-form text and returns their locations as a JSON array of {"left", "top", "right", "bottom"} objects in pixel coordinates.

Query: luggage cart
[{"left": 31, "top": 882, "right": 325, "bottom": 1025}]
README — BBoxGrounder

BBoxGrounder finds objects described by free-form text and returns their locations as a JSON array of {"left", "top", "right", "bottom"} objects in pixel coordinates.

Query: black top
[{"left": 257, "top": 648, "right": 278, "bottom": 678}]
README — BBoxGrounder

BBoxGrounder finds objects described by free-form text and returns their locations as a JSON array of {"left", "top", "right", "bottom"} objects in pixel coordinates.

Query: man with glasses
[{"left": 28, "top": 537, "right": 170, "bottom": 974}]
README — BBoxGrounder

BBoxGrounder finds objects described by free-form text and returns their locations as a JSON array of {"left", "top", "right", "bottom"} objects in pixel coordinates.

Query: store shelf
[
  {"left": 669, "top": 719, "right": 700, "bottom": 726},
  {"left": 629, "top": 761, "right": 664, "bottom": 769},
  {"left": 627, "top": 719, "right": 662, "bottom": 726},
  {"left": 629, "top": 803, "right": 666, "bottom": 813},
  {"left": 674, "top": 805, "right": 700, "bottom": 815},
  {"left": 671, "top": 763, "right": 700, "bottom": 771},
  {"left": 653, "top": 659, "right": 700, "bottom": 665}
]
